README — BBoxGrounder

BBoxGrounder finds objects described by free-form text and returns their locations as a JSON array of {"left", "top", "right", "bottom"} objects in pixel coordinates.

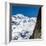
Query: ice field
[{"left": 11, "top": 14, "right": 37, "bottom": 40}]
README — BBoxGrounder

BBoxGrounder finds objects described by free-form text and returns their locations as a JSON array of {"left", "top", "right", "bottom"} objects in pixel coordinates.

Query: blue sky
[{"left": 11, "top": 5, "right": 40, "bottom": 17}]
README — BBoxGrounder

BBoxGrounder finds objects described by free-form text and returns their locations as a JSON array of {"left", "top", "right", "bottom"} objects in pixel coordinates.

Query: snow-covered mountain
[{"left": 11, "top": 14, "right": 37, "bottom": 40}]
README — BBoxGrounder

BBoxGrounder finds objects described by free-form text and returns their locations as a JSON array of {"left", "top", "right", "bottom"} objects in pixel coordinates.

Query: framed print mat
[{"left": 5, "top": 2, "right": 43, "bottom": 43}]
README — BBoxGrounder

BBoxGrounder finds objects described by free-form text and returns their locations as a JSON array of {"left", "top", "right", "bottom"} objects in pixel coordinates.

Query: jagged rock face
[{"left": 11, "top": 14, "right": 37, "bottom": 40}]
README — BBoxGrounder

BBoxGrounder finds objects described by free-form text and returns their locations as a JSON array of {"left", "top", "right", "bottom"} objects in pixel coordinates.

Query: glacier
[{"left": 11, "top": 14, "right": 37, "bottom": 40}]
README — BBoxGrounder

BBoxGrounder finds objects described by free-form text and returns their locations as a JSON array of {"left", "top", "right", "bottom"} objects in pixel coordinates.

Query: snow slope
[{"left": 11, "top": 14, "right": 37, "bottom": 40}]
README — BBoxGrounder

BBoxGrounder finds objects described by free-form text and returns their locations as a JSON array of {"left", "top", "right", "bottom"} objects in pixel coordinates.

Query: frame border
[{"left": 5, "top": 2, "right": 43, "bottom": 44}]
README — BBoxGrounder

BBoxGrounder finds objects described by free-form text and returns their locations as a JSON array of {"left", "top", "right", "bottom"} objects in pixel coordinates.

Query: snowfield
[{"left": 11, "top": 14, "right": 37, "bottom": 40}]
